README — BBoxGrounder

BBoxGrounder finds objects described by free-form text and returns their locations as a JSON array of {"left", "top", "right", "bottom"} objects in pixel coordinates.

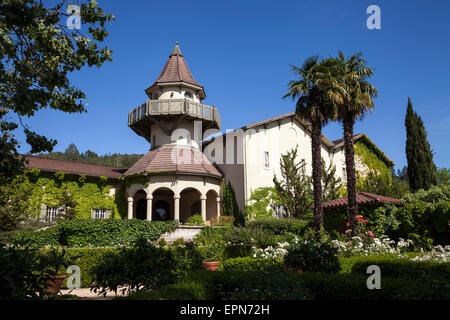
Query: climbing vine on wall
[
  {"left": 354, "top": 138, "right": 393, "bottom": 186},
  {"left": 15, "top": 170, "right": 127, "bottom": 219}
]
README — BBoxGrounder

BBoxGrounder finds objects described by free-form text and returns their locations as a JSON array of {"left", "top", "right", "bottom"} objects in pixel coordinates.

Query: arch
[
  {"left": 152, "top": 187, "right": 174, "bottom": 221},
  {"left": 206, "top": 189, "right": 220, "bottom": 221},
  {"left": 128, "top": 184, "right": 148, "bottom": 198},
  {"left": 133, "top": 189, "right": 147, "bottom": 220},
  {"left": 179, "top": 187, "right": 202, "bottom": 223}
]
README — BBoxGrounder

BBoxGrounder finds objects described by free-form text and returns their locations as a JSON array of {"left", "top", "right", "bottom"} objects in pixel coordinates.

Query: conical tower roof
[{"left": 145, "top": 42, "right": 205, "bottom": 98}]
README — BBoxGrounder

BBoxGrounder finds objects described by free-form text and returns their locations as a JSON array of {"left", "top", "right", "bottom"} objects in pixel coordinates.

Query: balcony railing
[{"left": 128, "top": 99, "right": 221, "bottom": 128}]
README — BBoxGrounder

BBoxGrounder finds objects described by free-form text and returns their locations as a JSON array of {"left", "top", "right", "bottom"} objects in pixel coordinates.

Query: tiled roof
[
  {"left": 332, "top": 133, "right": 363, "bottom": 148},
  {"left": 125, "top": 146, "right": 222, "bottom": 178},
  {"left": 323, "top": 192, "right": 402, "bottom": 209},
  {"left": 147, "top": 43, "right": 204, "bottom": 92},
  {"left": 203, "top": 112, "right": 335, "bottom": 148},
  {"left": 23, "top": 155, "right": 127, "bottom": 179}
]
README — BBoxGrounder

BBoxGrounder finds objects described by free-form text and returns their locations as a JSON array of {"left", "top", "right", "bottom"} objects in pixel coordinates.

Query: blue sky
[{"left": 17, "top": 0, "right": 450, "bottom": 170}]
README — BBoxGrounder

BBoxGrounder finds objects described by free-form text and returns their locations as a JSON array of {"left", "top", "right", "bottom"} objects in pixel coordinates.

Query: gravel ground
[{"left": 59, "top": 287, "right": 128, "bottom": 300}]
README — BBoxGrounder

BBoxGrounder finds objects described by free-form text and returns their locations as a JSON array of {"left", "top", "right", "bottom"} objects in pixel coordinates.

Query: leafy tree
[
  {"left": 356, "top": 170, "right": 406, "bottom": 199},
  {"left": 321, "top": 159, "right": 342, "bottom": 201},
  {"left": 436, "top": 168, "right": 449, "bottom": 186},
  {"left": 245, "top": 187, "right": 279, "bottom": 219},
  {"left": 0, "top": 175, "right": 33, "bottom": 231},
  {"left": 273, "top": 147, "right": 313, "bottom": 219},
  {"left": 283, "top": 56, "right": 337, "bottom": 230},
  {"left": 0, "top": 0, "right": 115, "bottom": 179},
  {"left": 405, "top": 97, "right": 438, "bottom": 191},
  {"left": 325, "top": 51, "right": 377, "bottom": 231},
  {"left": 221, "top": 180, "right": 245, "bottom": 226},
  {"left": 64, "top": 143, "right": 80, "bottom": 161}
]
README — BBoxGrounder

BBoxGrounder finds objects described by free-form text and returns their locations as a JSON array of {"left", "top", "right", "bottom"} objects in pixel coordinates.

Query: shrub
[
  {"left": 91, "top": 240, "right": 206, "bottom": 294},
  {"left": 119, "top": 277, "right": 214, "bottom": 300},
  {"left": 185, "top": 214, "right": 204, "bottom": 226},
  {"left": 91, "top": 238, "right": 189, "bottom": 296},
  {"left": 246, "top": 217, "right": 310, "bottom": 236},
  {"left": 212, "top": 271, "right": 313, "bottom": 300},
  {"left": 296, "top": 272, "right": 448, "bottom": 300},
  {"left": 349, "top": 257, "right": 450, "bottom": 281},
  {"left": 194, "top": 226, "right": 228, "bottom": 246},
  {"left": 284, "top": 242, "right": 340, "bottom": 273},
  {"left": 0, "top": 246, "right": 45, "bottom": 299},
  {"left": 221, "top": 257, "right": 283, "bottom": 272},
  {"left": 12, "top": 219, "right": 179, "bottom": 248},
  {"left": 222, "top": 226, "right": 285, "bottom": 258}
]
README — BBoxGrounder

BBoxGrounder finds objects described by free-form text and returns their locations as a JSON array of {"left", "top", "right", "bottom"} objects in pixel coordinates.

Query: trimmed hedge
[
  {"left": 221, "top": 257, "right": 283, "bottom": 272},
  {"left": 12, "top": 219, "right": 178, "bottom": 248},
  {"left": 350, "top": 257, "right": 450, "bottom": 281},
  {"left": 246, "top": 217, "right": 310, "bottom": 236}
]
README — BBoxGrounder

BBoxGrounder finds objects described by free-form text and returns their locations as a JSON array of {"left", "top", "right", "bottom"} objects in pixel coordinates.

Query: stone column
[
  {"left": 216, "top": 197, "right": 221, "bottom": 219},
  {"left": 146, "top": 194, "right": 153, "bottom": 221},
  {"left": 200, "top": 195, "right": 207, "bottom": 222},
  {"left": 127, "top": 197, "right": 133, "bottom": 220},
  {"left": 174, "top": 194, "right": 180, "bottom": 222}
]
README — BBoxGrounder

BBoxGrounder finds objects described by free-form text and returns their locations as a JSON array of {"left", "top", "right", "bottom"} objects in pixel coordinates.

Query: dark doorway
[
  {"left": 135, "top": 199, "right": 146, "bottom": 220},
  {"left": 191, "top": 200, "right": 201, "bottom": 217},
  {"left": 153, "top": 200, "right": 170, "bottom": 221}
]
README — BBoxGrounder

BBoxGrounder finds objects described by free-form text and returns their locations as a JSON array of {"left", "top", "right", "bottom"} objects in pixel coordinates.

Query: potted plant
[
  {"left": 201, "top": 245, "right": 222, "bottom": 271},
  {"left": 38, "top": 248, "right": 71, "bottom": 295}
]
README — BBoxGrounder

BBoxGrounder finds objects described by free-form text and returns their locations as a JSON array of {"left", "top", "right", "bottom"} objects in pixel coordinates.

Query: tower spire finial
[{"left": 170, "top": 42, "right": 183, "bottom": 56}]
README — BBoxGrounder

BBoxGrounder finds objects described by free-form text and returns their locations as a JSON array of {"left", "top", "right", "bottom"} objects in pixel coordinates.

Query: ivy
[
  {"left": 12, "top": 170, "right": 127, "bottom": 220},
  {"left": 354, "top": 139, "right": 392, "bottom": 185}
]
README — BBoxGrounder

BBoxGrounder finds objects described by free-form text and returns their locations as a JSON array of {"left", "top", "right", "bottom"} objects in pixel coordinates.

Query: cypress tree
[{"left": 405, "top": 97, "right": 437, "bottom": 191}]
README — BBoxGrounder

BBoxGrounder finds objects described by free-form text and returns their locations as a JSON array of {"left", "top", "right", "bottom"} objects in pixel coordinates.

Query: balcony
[
  {"left": 128, "top": 99, "right": 221, "bottom": 129},
  {"left": 128, "top": 99, "right": 221, "bottom": 142}
]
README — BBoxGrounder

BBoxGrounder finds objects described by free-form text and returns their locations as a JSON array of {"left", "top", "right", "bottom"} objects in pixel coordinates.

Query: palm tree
[
  {"left": 325, "top": 52, "right": 377, "bottom": 231},
  {"left": 283, "top": 56, "right": 336, "bottom": 231}
]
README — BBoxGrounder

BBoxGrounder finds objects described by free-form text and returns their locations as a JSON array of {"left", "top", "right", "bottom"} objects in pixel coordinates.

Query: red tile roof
[
  {"left": 23, "top": 155, "right": 127, "bottom": 179},
  {"left": 323, "top": 192, "right": 403, "bottom": 209},
  {"left": 146, "top": 43, "right": 204, "bottom": 95},
  {"left": 125, "top": 146, "right": 222, "bottom": 178}
]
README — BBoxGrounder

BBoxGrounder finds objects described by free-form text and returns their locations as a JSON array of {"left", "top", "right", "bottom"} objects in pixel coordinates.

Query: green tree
[
  {"left": 273, "top": 147, "right": 313, "bottom": 219},
  {"left": 245, "top": 187, "right": 279, "bottom": 219},
  {"left": 283, "top": 56, "right": 337, "bottom": 230},
  {"left": 221, "top": 180, "right": 245, "bottom": 226},
  {"left": 321, "top": 159, "right": 342, "bottom": 201},
  {"left": 64, "top": 143, "right": 80, "bottom": 161},
  {"left": 405, "top": 97, "right": 438, "bottom": 191},
  {"left": 0, "top": 175, "right": 33, "bottom": 231},
  {"left": 326, "top": 51, "right": 377, "bottom": 231},
  {"left": 436, "top": 168, "right": 449, "bottom": 186},
  {"left": 0, "top": 0, "right": 115, "bottom": 180}
]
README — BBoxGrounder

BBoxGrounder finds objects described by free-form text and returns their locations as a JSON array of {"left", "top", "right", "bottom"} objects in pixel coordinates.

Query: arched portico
[{"left": 126, "top": 174, "right": 221, "bottom": 224}]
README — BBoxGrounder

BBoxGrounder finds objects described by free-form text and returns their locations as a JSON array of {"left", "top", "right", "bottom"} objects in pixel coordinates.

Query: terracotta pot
[
  {"left": 43, "top": 274, "right": 67, "bottom": 295},
  {"left": 202, "top": 261, "right": 220, "bottom": 271},
  {"left": 283, "top": 264, "right": 303, "bottom": 274}
]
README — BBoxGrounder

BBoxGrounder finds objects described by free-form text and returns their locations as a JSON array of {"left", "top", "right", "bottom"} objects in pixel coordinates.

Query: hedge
[
  {"left": 12, "top": 219, "right": 179, "bottom": 248},
  {"left": 122, "top": 270, "right": 450, "bottom": 300},
  {"left": 221, "top": 257, "right": 283, "bottom": 272},
  {"left": 246, "top": 217, "right": 310, "bottom": 236},
  {"left": 349, "top": 257, "right": 450, "bottom": 281}
]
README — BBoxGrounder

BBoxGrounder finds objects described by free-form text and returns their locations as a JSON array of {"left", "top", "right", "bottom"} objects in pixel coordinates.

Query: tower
[
  {"left": 124, "top": 43, "right": 222, "bottom": 224},
  {"left": 128, "top": 42, "right": 221, "bottom": 150}
]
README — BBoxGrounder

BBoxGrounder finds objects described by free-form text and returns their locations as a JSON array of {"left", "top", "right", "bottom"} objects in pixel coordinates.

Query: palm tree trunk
[
  {"left": 343, "top": 113, "right": 358, "bottom": 231},
  {"left": 311, "top": 120, "right": 323, "bottom": 231}
]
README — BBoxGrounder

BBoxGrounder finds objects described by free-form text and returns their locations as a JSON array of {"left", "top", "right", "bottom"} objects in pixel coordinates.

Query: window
[
  {"left": 46, "top": 207, "right": 58, "bottom": 222},
  {"left": 184, "top": 91, "right": 193, "bottom": 100},
  {"left": 342, "top": 167, "right": 347, "bottom": 180},
  {"left": 94, "top": 208, "right": 106, "bottom": 219},
  {"left": 264, "top": 151, "right": 270, "bottom": 169}
]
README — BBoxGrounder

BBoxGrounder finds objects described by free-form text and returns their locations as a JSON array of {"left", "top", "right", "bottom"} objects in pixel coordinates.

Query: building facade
[{"left": 23, "top": 43, "right": 394, "bottom": 223}]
